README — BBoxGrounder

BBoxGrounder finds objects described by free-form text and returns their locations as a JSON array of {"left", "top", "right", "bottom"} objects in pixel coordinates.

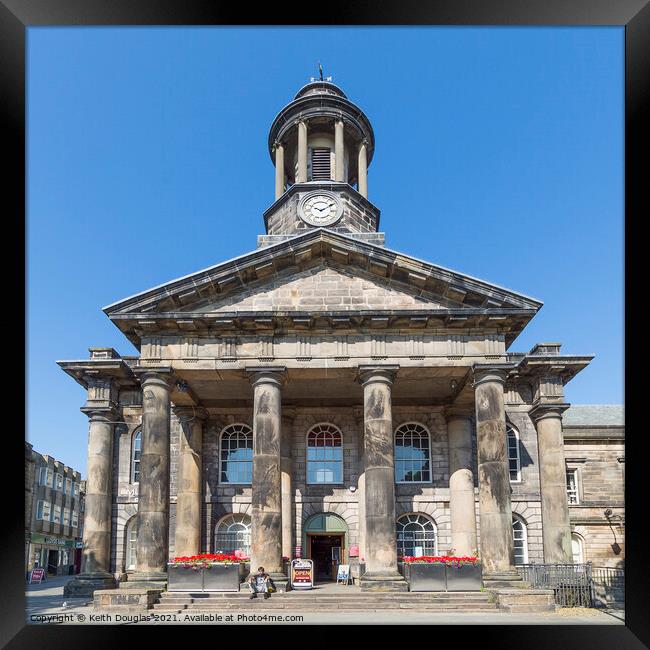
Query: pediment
[
  {"left": 187, "top": 263, "right": 457, "bottom": 314},
  {"left": 103, "top": 228, "right": 542, "bottom": 348}
]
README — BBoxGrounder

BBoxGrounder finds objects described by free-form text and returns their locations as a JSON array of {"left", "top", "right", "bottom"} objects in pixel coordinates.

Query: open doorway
[{"left": 308, "top": 534, "right": 344, "bottom": 582}]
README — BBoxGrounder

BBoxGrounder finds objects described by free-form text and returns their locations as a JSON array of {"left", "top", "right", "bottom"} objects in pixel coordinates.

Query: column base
[
  {"left": 269, "top": 572, "right": 291, "bottom": 593},
  {"left": 360, "top": 571, "right": 408, "bottom": 592},
  {"left": 482, "top": 569, "right": 530, "bottom": 589},
  {"left": 63, "top": 572, "right": 117, "bottom": 598},
  {"left": 121, "top": 571, "right": 168, "bottom": 590}
]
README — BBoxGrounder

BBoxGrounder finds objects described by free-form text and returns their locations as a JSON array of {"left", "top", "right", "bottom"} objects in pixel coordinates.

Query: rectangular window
[
  {"left": 63, "top": 508, "right": 70, "bottom": 526},
  {"left": 73, "top": 482, "right": 80, "bottom": 497},
  {"left": 39, "top": 468, "right": 53, "bottom": 487},
  {"left": 52, "top": 505, "right": 61, "bottom": 524},
  {"left": 71, "top": 511, "right": 78, "bottom": 528},
  {"left": 65, "top": 478, "right": 72, "bottom": 495},
  {"left": 566, "top": 468, "right": 579, "bottom": 505},
  {"left": 55, "top": 473, "right": 64, "bottom": 491},
  {"left": 38, "top": 501, "right": 51, "bottom": 521}
]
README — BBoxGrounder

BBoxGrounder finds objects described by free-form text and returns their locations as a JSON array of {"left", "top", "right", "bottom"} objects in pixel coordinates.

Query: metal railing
[
  {"left": 591, "top": 565, "right": 625, "bottom": 608},
  {"left": 516, "top": 563, "right": 594, "bottom": 607}
]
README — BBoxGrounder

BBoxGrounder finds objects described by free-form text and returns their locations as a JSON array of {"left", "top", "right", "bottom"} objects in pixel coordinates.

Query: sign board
[
  {"left": 336, "top": 564, "right": 350, "bottom": 585},
  {"left": 29, "top": 568, "right": 45, "bottom": 584},
  {"left": 290, "top": 559, "right": 313, "bottom": 590},
  {"left": 331, "top": 546, "right": 341, "bottom": 562},
  {"left": 413, "top": 546, "right": 424, "bottom": 558}
]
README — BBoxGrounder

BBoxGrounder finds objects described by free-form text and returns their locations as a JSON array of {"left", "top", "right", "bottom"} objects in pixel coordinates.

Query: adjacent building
[
  {"left": 58, "top": 78, "right": 624, "bottom": 598},
  {"left": 25, "top": 444, "right": 85, "bottom": 577}
]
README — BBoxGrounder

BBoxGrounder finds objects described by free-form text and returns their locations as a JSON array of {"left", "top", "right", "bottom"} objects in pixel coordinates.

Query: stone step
[
  {"left": 152, "top": 602, "right": 498, "bottom": 612},
  {"left": 159, "top": 591, "right": 491, "bottom": 600}
]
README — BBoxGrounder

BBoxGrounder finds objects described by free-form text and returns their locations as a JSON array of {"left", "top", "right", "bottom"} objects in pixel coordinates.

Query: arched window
[
  {"left": 507, "top": 425, "right": 521, "bottom": 482},
  {"left": 396, "top": 514, "right": 438, "bottom": 558},
  {"left": 125, "top": 517, "right": 137, "bottom": 570},
  {"left": 220, "top": 424, "right": 253, "bottom": 484},
  {"left": 395, "top": 422, "right": 432, "bottom": 483},
  {"left": 131, "top": 430, "right": 142, "bottom": 483},
  {"left": 512, "top": 515, "right": 528, "bottom": 565},
  {"left": 307, "top": 424, "right": 343, "bottom": 484},
  {"left": 215, "top": 514, "right": 251, "bottom": 556},
  {"left": 571, "top": 533, "right": 585, "bottom": 564}
]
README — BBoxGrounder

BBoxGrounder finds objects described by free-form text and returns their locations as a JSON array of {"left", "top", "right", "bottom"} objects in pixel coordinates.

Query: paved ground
[{"left": 25, "top": 576, "right": 625, "bottom": 626}]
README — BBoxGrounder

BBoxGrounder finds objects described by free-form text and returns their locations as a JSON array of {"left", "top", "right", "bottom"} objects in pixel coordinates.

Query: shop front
[{"left": 28, "top": 534, "right": 82, "bottom": 576}]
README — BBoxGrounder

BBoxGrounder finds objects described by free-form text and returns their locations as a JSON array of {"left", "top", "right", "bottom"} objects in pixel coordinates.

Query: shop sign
[
  {"left": 29, "top": 568, "right": 45, "bottom": 584},
  {"left": 30, "top": 533, "right": 75, "bottom": 548},
  {"left": 290, "top": 559, "right": 313, "bottom": 590}
]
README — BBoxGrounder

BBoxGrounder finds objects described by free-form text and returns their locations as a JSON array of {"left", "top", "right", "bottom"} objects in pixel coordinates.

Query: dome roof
[{"left": 294, "top": 80, "right": 348, "bottom": 100}]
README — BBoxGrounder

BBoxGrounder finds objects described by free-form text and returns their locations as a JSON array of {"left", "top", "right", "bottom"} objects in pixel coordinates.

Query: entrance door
[
  {"left": 47, "top": 550, "right": 58, "bottom": 575},
  {"left": 309, "top": 535, "right": 343, "bottom": 582}
]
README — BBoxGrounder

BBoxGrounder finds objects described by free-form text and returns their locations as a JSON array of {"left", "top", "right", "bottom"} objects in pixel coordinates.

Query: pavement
[{"left": 24, "top": 576, "right": 625, "bottom": 626}]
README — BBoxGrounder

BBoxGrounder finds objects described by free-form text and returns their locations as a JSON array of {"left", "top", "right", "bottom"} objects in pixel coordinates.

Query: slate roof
[{"left": 563, "top": 405, "right": 624, "bottom": 427}]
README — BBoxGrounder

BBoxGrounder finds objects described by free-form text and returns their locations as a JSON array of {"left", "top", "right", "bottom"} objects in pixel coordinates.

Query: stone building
[
  {"left": 25, "top": 445, "right": 85, "bottom": 577},
  {"left": 59, "top": 78, "right": 623, "bottom": 598}
]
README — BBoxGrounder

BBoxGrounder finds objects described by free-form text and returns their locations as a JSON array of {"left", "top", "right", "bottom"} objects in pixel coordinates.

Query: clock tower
[{"left": 260, "top": 77, "right": 384, "bottom": 248}]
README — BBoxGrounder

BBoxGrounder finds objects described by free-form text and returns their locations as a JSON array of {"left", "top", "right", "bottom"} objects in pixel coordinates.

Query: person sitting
[{"left": 248, "top": 566, "right": 272, "bottom": 599}]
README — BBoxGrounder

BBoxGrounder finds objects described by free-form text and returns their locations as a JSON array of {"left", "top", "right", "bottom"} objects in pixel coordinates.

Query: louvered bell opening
[{"left": 311, "top": 148, "right": 331, "bottom": 180}]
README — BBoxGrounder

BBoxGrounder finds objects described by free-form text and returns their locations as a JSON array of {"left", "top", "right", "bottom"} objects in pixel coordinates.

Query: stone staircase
[{"left": 152, "top": 589, "right": 499, "bottom": 612}]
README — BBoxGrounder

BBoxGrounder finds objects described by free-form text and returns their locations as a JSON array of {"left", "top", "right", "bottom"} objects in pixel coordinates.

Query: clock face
[{"left": 299, "top": 192, "right": 342, "bottom": 226}]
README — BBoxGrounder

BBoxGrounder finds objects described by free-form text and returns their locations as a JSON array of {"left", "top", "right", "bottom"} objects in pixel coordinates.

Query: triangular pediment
[
  {"left": 188, "top": 263, "right": 456, "bottom": 314},
  {"left": 103, "top": 228, "right": 542, "bottom": 348}
]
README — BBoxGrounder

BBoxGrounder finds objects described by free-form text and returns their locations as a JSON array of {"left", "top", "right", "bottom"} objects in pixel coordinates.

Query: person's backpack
[{"left": 267, "top": 577, "right": 276, "bottom": 593}]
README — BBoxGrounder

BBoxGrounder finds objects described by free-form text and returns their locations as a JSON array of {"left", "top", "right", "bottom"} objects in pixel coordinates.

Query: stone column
[
  {"left": 357, "top": 140, "right": 368, "bottom": 198},
  {"left": 473, "top": 364, "right": 522, "bottom": 584},
  {"left": 130, "top": 369, "right": 172, "bottom": 586},
  {"left": 445, "top": 409, "right": 478, "bottom": 557},
  {"left": 358, "top": 365, "right": 406, "bottom": 591},
  {"left": 530, "top": 403, "right": 573, "bottom": 563},
  {"left": 248, "top": 367, "right": 287, "bottom": 586},
  {"left": 335, "top": 119, "right": 345, "bottom": 182},
  {"left": 297, "top": 121, "right": 308, "bottom": 183},
  {"left": 274, "top": 142, "right": 285, "bottom": 200},
  {"left": 64, "top": 408, "right": 118, "bottom": 597},
  {"left": 280, "top": 408, "right": 295, "bottom": 561},
  {"left": 172, "top": 406, "right": 207, "bottom": 558},
  {"left": 354, "top": 407, "right": 366, "bottom": 564}
]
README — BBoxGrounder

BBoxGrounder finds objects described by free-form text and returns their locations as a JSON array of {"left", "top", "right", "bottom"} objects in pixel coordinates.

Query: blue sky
[{"left": 27, "top": 27, "right": 624, "bottom": 475}]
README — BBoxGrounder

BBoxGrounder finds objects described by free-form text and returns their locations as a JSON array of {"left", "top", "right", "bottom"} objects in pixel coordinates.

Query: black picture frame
[{"left": 2, "top": 1, "right": 645, "bottom": 646}]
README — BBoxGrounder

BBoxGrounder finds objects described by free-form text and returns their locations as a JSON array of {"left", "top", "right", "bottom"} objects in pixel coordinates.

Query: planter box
[
  {"left": 168, "top": 564, "right": 241, "bottom": 592},
  {"left": 202, "top": 563, "right": 240, "bottom": 592},
  {"left": 407, "top": 562, "right": 482, "bottom": 592},
  {"left": 168, "top": 565, "right": 203, "bottom": 592},
  {"left": 408, "top": 562, "right": 447, "bottom": 592},
  {"left": 446, "top": 563, "right": 483, "bottom": 591}
]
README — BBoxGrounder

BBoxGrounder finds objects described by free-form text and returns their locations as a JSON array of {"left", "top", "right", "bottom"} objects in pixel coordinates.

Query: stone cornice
[
  {"left": 57, "top": 358, "right": 136, "bottom": 390},
  {"left": 529, "top": 401, "right": 571, "bottom": 422}
]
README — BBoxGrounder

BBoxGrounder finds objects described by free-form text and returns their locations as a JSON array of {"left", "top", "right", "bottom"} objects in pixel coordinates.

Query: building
[
  {"left": 59, "top": 78, "right": 624, "bottom": 598},
  {"left": 563, "top": 405, "right": 625, "bottom": 568},
  {"left": 25, "top": 444, "right": 85, "bottom": 577}
]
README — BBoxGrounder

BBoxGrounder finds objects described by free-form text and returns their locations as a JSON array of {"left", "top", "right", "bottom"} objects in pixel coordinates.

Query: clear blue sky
[{"left": 27, "top": 27, "right": 624, "bottom": 476}]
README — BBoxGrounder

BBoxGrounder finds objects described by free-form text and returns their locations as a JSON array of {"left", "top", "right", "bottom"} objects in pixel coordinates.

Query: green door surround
[{"left": 303, "top": 513, "right": 349, "bottom": 561}]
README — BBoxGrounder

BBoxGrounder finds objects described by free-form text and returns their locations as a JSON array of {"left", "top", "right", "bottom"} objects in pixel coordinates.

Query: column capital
[
  {"left": 357, "top": 364, "right": 399, "bottom": 387},
  {"left": 79, "top": 407, "right": 119, "bottom": 423},
  {"left": 246, "top": 366, "right": 287, "bottom": 388},
  {"left": 272, "top": 140, "right": 284, "bottom": 152},
  {"left": 471, "top": 363, "right": 516, "bottom": 387},
  {"left": 133, "top": 366, "right": 174, "bottom": 390},
  {"left": 172, "top": 405, "right": 209, "bottom": 422},
  {"left": 444, "top": 405, "right": 474, "bottom": 422},
  {"left": 529, "top": 401, "right": 570, "bottom": 423}
]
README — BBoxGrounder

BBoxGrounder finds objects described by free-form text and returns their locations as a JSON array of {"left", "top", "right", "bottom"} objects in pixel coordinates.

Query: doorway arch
[{"left": 303, "top": 512, "right": 349, "bottom": 582}]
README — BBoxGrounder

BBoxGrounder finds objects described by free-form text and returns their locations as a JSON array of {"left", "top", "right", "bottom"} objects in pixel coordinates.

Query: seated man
[{"left": 248, "top": 566, "right": 271, "bottom": 599}]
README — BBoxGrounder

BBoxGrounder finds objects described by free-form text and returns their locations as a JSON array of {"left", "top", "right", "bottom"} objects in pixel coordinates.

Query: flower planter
[
  {"left": 168, "top": 564, "right": 204, "bottom": 592},
  {"left": 445, "top": 562, "right": 482, "bottom": 591},
  {"left": 408, "top": 562, "right": 447, "bottom": 592},
  {"left": 202, "top": 563, "right": 240, "bottom": 592}
]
